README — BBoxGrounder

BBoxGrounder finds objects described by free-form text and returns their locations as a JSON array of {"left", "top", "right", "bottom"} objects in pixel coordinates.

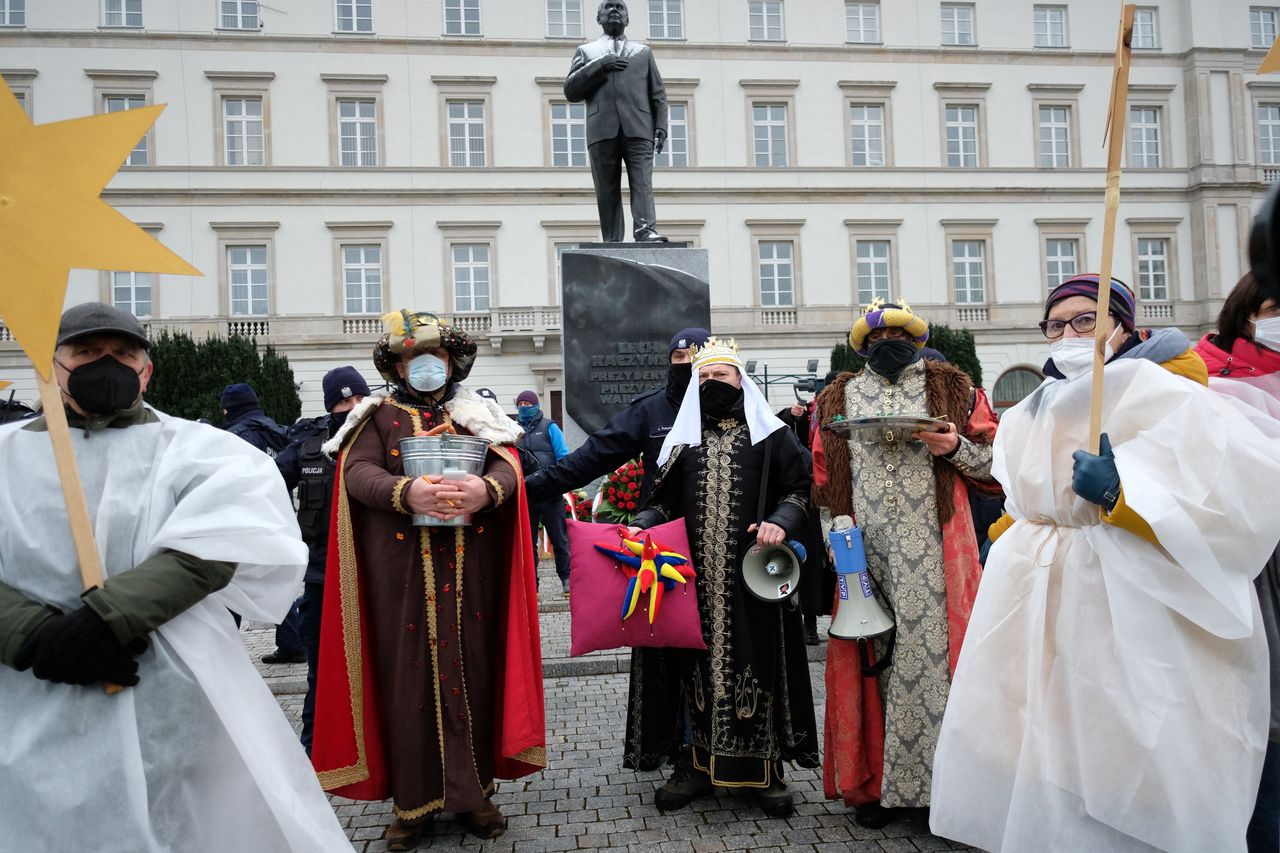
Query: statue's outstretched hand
[{"left": 654, "top": 128, "right": 667, "bottom": 154}]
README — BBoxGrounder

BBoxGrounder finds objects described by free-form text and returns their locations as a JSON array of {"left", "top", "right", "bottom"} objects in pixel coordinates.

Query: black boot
[
  {"left": 758, "top": 779, "right": 794, "bottom": 818},
  {"left": 654, "top": 752, "right": 713, "bottom": 812},
  {"left": 854, "top": 800, "right": 898, "bottom": 828}
]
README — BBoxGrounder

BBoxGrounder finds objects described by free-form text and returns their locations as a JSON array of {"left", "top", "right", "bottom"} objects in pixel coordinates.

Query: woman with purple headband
[{"left": 931, "top": 274, "right": 1280, "bottom": 852}]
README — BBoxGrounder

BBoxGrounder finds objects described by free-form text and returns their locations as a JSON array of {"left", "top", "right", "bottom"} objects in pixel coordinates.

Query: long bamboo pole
[{"left": 1088, "top": 3, "right": 1136, "bottom": 455}]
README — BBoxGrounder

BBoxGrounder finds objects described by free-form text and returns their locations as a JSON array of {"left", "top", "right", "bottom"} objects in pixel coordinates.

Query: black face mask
[
  {"left": 699, "top": 379, "right": 743, "bottom": 418},
  {"left": 866, "top": 339, "right": 921, "bottom": 381},
  {"left": 328, "top": 409, "right": 350, "bottom": 436},
  {"left": 667, "top": 362, "right": 693, "bottom": 396},
  {"left": 58, "top": 354, "right": 143, "bottom": 415}
]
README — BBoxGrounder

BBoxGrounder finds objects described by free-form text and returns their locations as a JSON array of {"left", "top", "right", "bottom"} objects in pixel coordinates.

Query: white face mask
[
  {"left": 1253, "top": 316, "right": 1280, "bottom": 350},
  {"left": 1048, "top": 327, "right": 1120, "bottom": 381}
]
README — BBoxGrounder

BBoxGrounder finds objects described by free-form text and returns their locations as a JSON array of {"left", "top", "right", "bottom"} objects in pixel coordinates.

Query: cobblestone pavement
[{"left": 252, "top": 563, "right": 976, "bottom": 853}]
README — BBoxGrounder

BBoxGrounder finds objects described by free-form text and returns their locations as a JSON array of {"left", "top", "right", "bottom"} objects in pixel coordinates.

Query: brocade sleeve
[{"left": 763, "top": 430, "right": 812, "bottom": 538}]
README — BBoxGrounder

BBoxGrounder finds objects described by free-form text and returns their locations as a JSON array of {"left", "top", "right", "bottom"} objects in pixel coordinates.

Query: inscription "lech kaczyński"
[{"left": 590, "top": 341, "right": 666, "bottom": 405}]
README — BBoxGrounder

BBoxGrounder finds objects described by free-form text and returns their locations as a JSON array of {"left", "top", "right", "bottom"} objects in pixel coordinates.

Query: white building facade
[{"left": 0, "top": 0, "right": 1275, "bottom": 416}]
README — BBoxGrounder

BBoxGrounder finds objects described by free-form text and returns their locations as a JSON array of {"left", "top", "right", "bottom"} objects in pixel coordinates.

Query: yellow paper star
[
  {"left": 1262, "top": 35, "right": 1280, "bottom": 75},
  {"left": 0, "top": 79, "right": 200, "bottom": 379},
  {"left": 0, "top": 381, "right": 11, "bottom": 391}
]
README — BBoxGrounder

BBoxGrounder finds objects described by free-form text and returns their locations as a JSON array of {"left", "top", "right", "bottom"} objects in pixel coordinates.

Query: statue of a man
[{"left": 564, "top": 0, "right": 669, "bottom": 243}]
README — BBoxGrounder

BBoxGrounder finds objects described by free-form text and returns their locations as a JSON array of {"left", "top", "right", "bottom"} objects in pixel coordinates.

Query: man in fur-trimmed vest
[
  {"left": 310, "top": 310, "right": 546, "bottom": 852},
  {"left": 811, "top": 301, "right": 999, "bottom": 829}
]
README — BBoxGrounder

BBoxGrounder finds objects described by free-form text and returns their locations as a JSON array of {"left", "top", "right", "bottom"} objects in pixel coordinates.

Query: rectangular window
[
  {"left": 220, "top": 0, "right": 258, "bottom": 29},
  {"left": 845, "top": 2, "right": 880, "bottom": 43},
  {"left": 945, "top": 104, "right": 979, "bottom": 167},
  {"left": 951, "top": 240, "right": 986, "bottom": 303},
  {"left": 227, "top": 245, "right": 269, "bottom": 316},
  {"left": 104, "top": 0, "right": 142, "bottom": 27},
  {"left": 1253, "top": 8, "right": 1279, "bottom": 48},
  {"left": 1038, "top": 105, "right": 1071, "bottom": 168},
  {"left": 752, "top": 103, "right": 789, "bottom": 167},
  {"left": 104, "top": 95, "right": 149, "bottom": 165},
  {"left": 1, "top": 0, "right": 25, "bottom": 27},
  {"left": 1033, "top": 5, "right": 1067, "bottom": 47},
  {"left": 342, "top": 244, "right": 383, "bottom": 315},
  {"left": 849, "top": 104, "right": 885, "bottom": 167},
  {"left": 1129, "top": 106, "right": 1162, "bottom": 168},
  {"left": 1137, "top": 238, "right": 1169, "bottom": 301},
  {"left": 447, "top": 100, "right": 487, "bottom": 167},
  {"left": 452, "top": 244, "right": 491, "bottom": 313},
  {"left": 749, "top": 0, "right": 784, "bottom": 41},
  {"left": 855, "top": 240, "right": 892, "bottom": 304},
  {"left": 550, "top": 101, "right": 587, "bottom": 167},
  {"left": 1261, "top": 104, "right": 1280, "bottom": 165},
  {"left": 1132, "top": 7, "right": 1159, "bottom": 49},
  {"left": 758, "top": 241, "right": 795, "bottom": 306},
  {"left": 337, "top": 98, "right": 378, "bottom": 167},
  {"left": 1045, "top": 238, "right": 1078, "bottom": 289},
  {"left": 654, "top": 101, "right": 689, "bottom": 167},
  {"left": 112, "top": 271, "right": 153, "bottom": 318},
  {"left": 547, "top": 0, "right": 582, "bottom": 37},
  {"left": 335, "top": 0, "right": 372, "bottom": 32},
  {"left": 648, "top": 0, "right": 683, "bottom": 39},
  {"left": 940, "top": 3, "right": 975, "bottom": 45},
  {"left": 223, "top": 97, "right": 265, "bottom": 166},
  {"left": 444, "top": 0, "right": 481, "bottom": 36}
]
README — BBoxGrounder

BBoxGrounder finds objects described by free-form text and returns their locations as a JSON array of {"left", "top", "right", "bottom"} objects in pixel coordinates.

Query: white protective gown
[
  {"left": 930, "top": 359, "right": 1280, "bottom": 853},
  {"left": 0, "top": 409, "right": 351, "bottom": 853}
]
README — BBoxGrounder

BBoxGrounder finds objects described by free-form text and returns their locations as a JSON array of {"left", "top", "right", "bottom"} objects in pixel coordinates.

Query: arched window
[{"left": 992, "top": 366, "right": 1046, "bottom": 415}]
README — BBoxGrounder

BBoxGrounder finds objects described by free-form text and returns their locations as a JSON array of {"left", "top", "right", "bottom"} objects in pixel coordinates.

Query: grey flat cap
[{"left": 56, "top": 302, "right": 150, "bottom": 350}]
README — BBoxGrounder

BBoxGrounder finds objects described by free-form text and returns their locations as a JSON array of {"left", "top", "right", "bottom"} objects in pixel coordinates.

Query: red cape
[{"left": 311, "top": 442, "right": 546, "bottom": 799}]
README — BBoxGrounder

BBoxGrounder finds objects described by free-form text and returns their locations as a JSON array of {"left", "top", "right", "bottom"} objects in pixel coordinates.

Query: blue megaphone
[{"left": 827, "top": 516, "right": 894, "bottom": 640}]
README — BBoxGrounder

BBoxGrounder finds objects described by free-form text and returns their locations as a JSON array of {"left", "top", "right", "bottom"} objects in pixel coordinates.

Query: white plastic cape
[
  {"left": 930, "top": 360, "right": 1280, "bottom": 853},
  {"left": 0, "top": 409, "right": 350, "bottom": 853},
  {"left": 657, "top": 367, "right": 784, "bottom": 465}
]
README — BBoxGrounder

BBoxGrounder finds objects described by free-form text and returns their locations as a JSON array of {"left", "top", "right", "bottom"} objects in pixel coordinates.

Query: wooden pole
[
  {"left": 1088, "top": 3, "right": 1136, "bottom": 455},
  {"left": 35, "top": 370, "right": 123, "bottom": 694}
]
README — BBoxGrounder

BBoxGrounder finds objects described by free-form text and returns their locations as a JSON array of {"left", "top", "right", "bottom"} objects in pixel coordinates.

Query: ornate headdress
[
  {"left": 690, "top": 336, "right": 742, "bottom": 371},
  {"left": 372, "top": 309, "right": 478, "bottom": 385},
  {"left": 847, "top": 298, "right": 930, "bottom": 356},
  {"left": 658, "top": 336, "right": 785, "bottom": 465}
]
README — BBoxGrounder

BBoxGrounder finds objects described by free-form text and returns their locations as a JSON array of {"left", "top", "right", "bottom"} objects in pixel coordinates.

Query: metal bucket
[{"left": 399, "top": 433, "right": 491, "bottom": 527}]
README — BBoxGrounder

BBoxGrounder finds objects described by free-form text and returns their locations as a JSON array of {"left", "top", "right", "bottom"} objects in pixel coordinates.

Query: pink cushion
[{"left": 567, "top": 518, "right": 707, "bottom": 656}]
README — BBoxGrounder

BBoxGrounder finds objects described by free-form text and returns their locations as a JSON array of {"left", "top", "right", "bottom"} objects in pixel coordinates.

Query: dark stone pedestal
[{"left": 560, "top": 246, "right": 711, "bottom": 447}]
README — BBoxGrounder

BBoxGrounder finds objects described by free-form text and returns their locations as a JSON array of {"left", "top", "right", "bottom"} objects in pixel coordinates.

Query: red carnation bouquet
[
  {"left": 595, "top": 458, "right": 644, "bottom": 524},
  {"left": 563, "top": 489, "right": 592, "bottom": 521}
]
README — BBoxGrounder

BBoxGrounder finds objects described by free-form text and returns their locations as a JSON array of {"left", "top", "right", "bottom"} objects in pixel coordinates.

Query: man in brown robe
[{"left": 312, "top": 311, "right": 546, "bottom": 851}]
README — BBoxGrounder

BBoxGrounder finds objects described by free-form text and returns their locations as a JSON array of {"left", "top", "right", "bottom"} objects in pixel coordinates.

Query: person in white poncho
[
  {"left": 930, "top": 276, "right": 1280, "bottom": 853},
  {"left": 0, "top": 303, "right": 350, "bottom": 852}
]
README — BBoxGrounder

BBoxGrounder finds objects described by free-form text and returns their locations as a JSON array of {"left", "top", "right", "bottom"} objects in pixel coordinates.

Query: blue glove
[{"left": 1071, "top": 433, "right": 1121, "bottom": 511}]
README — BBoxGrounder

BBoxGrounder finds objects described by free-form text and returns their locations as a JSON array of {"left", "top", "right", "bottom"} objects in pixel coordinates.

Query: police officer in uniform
[
  {"left": 524, "top": 327, "right": 709, "bottom": 507},
  {"left": 515, "top": 391, "right": 572, "bottom": 594},
  {"left": 275, "top": 365, "right": 369, "bottom": 753}
]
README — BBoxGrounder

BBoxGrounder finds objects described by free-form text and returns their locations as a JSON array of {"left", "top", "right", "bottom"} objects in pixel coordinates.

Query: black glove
[
  {"left": 13, "top": 605, "right": 148, "bottom": 686},
  {"left": 978, "top": 538, "right": 992, "bottom": 568},
  {"left": 1071, "top": 433, "right": 1122, "bottom": 512}
]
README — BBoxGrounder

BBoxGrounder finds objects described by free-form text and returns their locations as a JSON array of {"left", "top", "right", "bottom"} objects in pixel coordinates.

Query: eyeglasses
[{"left": 1038, "top": 311, "right": 1096, "bottom": 339}]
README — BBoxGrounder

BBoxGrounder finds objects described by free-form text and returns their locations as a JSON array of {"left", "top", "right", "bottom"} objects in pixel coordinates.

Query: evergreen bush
[{"left": 146, "top": 331, "right": 301, "bottom": 426}]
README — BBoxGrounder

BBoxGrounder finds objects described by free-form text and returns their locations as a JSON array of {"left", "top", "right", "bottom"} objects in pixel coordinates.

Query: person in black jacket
[
  {"left": 524, "top": 327, "right": 710, "bottom": 505},
  {"left": 221, "top": 383, "right": 288, "bottom": 458},
  {"left": 274, "top": 365, "right": 369, "bottom": 753},
  {"left": 515, "top": 390, "right": 573, "bottom": 594}
]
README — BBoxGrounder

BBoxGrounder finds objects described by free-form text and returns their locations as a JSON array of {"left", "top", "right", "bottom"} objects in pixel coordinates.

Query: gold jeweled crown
[{"left": 690, "top": 336, "right": 742, "bottom": 370}]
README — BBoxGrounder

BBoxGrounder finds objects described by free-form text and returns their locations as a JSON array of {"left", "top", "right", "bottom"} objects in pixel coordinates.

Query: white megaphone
[
  {"left": 827, "top": 515, "right": 894, "bottom": 640},
  {"left": 741, "top": 539, "right": 806, "bottom": 602}
]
